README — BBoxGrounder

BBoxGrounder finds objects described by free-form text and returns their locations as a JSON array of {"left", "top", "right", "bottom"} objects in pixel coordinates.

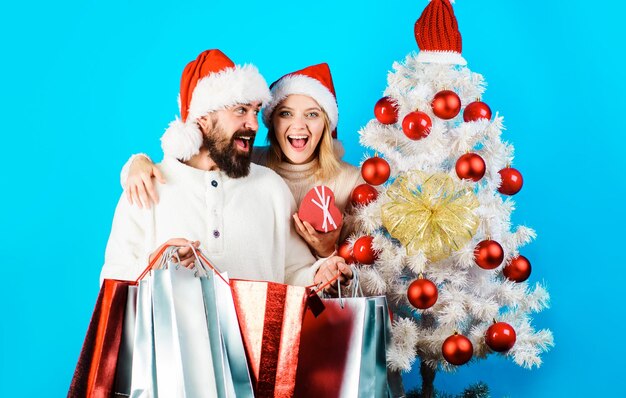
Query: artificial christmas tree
[{"left": 347, "top": 0, "right": 553, "bottom": 395}]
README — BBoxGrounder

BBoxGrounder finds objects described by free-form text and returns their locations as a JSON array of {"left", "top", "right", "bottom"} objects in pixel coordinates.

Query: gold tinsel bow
[{"left": 381, "top": 171, "right": 479, "bottom": 262}]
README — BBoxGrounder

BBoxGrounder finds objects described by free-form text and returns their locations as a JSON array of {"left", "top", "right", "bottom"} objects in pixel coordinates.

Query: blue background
[{"left": 1, "top": 0, "right": 623, "bottom": 396}]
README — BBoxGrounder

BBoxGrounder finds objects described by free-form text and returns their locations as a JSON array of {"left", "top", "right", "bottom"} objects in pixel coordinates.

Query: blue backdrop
[{"left": 1, "top": 0, "right": 623, "bottom": 396}]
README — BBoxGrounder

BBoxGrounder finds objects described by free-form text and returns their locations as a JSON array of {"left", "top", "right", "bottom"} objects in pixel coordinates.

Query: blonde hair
[{"left": 266, "top": 109, "right": 340, "bottom": 181}]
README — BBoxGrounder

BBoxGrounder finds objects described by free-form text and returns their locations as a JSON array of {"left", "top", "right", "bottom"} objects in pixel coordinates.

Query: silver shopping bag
[
  {"left": 129, "top": 279, "right": 157, "bottom": 398},
  {"left": 151, "top": 264, "right": 218, "bottom": 398},
  {"left": 359, "top": 297, "right": 391, "bottom": 398},
  {"left": 200, "top": 270, "right": 254, "bottom": 398},
  {"left": 112, "top": 285, "right": 138, "bottom": 397}
]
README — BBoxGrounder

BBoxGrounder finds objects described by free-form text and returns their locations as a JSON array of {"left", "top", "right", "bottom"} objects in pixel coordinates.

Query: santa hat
[
  {"left": 262, "top": 63, "right": 339, "bottom": 138},
  {"left": 414, "top": 0, "right": 467, "bottom": 66},
  {"left": 161, "top": 49, "right": 271, "bottom": 160}
]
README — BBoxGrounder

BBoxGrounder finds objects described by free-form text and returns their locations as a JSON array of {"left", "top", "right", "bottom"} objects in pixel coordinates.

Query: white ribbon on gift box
[{"left": 310, "top": 186, "right": 337, "bottom": 233}]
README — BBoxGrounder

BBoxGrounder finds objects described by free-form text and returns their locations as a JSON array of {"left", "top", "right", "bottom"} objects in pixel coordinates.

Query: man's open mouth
[{"left": 233, "top": 135, "right": 254, "bottom": 152}]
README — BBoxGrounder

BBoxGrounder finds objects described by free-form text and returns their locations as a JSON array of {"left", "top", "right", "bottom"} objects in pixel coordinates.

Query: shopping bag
[
  {"left": 68, "top": 278, "right": 133, "bottom": 398},
  {"left": 294, "top": 272, "right": 392, "bottom": 398},
  {"left": 230, "top": 279, "right": 309, "bottom": 398},
  {"left": 150, "top": 261, "right": 218, "bottom": 398},
  {"left": 128, "top": 245, "right": 254, "bottom": 398},
  {"left": 128, "top": 278, "right": 157, "bottom": 398},
  {"left": 112, "top": 285, "right": 138, "bottom": 397},
  {"left": 201, "top": 269, "right": 255, "bottom": 398}
]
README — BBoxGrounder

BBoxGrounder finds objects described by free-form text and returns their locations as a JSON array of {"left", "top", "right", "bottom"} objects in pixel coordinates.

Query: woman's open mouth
[{"left": 287, "top": 135, "right": 309, "bottom": 152}]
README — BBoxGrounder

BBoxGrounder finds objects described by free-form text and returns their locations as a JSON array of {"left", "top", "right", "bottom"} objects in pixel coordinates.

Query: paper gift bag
[
  {"left": 150, "top": 265, "right": 218, "bottom": 398},
  {"left": 294, "top": 295, "right": 392, "bottom": 398},
  {"left": 230, "top": 280, "right": 308, "bottom": 398},
  {"left": 112, "top": 285, "right": 138, "bottom": 397},
  {"left": 69, "top": 279, "right": 133, "bottom": 398},
  {"left": 128, "top": 279, "right": 157, "bottom": 398},
  {"left": 201, "top": 270, "right": 254, "bottom": 398}
]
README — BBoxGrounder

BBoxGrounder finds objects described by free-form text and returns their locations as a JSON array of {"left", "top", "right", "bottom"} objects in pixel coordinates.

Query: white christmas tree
[{"left": 343, "top": 1, "right": 554, "bottom": 396}]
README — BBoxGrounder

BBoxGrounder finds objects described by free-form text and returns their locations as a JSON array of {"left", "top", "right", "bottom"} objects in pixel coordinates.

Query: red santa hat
[
  {"left": 161, "top": 49, "right": 271, "bottom": 160},
  {"left": 414, "top": 0, "right": 467, "bottom": 66},
  {"left": 262, "top": 63, "right": 339, "bottom": 138}
]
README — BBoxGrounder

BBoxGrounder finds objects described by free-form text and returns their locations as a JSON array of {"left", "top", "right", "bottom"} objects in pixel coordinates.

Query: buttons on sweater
[
  {"left": 211, "top": 180, "right": 218, "bottom": 187},
  {"left": 213, "top": 230, "right": 220, "bottom": 238}
]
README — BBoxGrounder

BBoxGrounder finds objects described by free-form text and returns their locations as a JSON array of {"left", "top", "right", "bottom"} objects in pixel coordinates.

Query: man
[{"left": 102, "top": 49, "right": 350, "bottom": 287}]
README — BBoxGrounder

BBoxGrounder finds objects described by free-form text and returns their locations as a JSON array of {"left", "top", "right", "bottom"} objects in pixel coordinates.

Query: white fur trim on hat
[
  {"left": 262, "top": 74, "right": 338, "bottom": 131},
  {"left": 161, "top": 118, "right": 203, "bottom": 161},
  {"left": 187, "top": 64, "right": 271, "bottom": 121},
  {"left": 161, "top": 64, "right": 271, "bottom": 160},
  {"left": 416, "top": 50, "right": 467, "bottom": 66}
]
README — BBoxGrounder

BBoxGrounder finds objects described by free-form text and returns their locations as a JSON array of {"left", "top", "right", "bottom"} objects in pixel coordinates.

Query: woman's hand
[
  {"left": 292, "top": 213, "right": 341, "bottom": 257},
  {"left": 126, "top": 156, "right": 165, "bottom": 209},
  {"left": 313, "top": 255, "right": 353, "bottom": 295},
  {"left": 149, "top": 238, "right": 201, "bottom": 268}
]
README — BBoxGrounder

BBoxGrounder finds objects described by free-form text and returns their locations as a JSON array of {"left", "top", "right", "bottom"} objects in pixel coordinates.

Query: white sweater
[{"left": 103, "top": 157, "right": 322, "bottom": 286}]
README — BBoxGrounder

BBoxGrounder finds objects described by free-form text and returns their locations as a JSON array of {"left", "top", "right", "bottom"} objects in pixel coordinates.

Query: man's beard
[{"left": 202, "top": 124, "right": 255, "bottom": 178}]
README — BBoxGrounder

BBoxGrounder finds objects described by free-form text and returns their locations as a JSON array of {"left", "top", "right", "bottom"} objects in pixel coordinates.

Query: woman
[{"left": 125, "top": 63, "right": 364, "bottom": 261}]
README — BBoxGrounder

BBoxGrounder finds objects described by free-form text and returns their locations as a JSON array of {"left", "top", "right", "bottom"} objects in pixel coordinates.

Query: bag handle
[
  {"left": 308, "top": 265, "right": 361, "bottom": 307},
  {"left": 134, "top": 244, "right": 229, "bottom": 286}
]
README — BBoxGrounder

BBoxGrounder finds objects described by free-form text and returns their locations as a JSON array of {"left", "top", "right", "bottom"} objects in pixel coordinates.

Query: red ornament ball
[
  {"left": 353, "top": 236, "right": 378, "bottom": 265},
  {"left": 361, "top": 157, "right": 391, "bottom": 186},
  {"left": 407, "top": 278, "right": 438, "bottom": 309},
  {"left": 455, "top": 153, "right": 486, "bottom": 182},
  {"left": 374, "top": 96, "right": 399, "bottom": 124},
  {"left": 431, "top": 90, "right": 461, "bottom": 120},
  {"left": 463, "top": 101, "right": 492, "bottom": 122},
  {"left": 498, "top": 167, "right": 523, "bottom": 195},
  {"left": 442, "top": 333, "right": 473, "bottom": 366},
  {"left": 402, "top": 111, "right": 432, "bottom": 140},
  {"left": 337, "top": 240, "right": 355, "bottom": 265},
  {"left": 351, "top": 184, "right": 378, "bottom": 206},
  {"left": 474, "top": 240, "right": 504, "bottom": 270},
  {"left": 485, "top": 322, "right": 517, "bottom": 352},
  {"left": 503, "top": 255, "right": 532, "bottom": 282}
]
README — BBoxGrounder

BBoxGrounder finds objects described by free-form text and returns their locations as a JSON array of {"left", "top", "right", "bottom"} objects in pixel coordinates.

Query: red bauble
[
  {"left": 431, "top": 90, "right": 461, "bottom": 120},
  {"left": 337, "top": 240, "right": 355, "bottom": 265},
  {"left": 503, "top": 255, "right": 532, "bottom": 282},
  {"left": 442, "top": 333, "right": 473, "bottom": 366},
  {"left": 353, "top": 236, "right": 378, "bottom": 265},
  {"left": 361, "top": 157, "right": 391, "bottom": 186},
  {"left": 474, "top": 240, "right": 504, "bottom": 270},
  {"left": 455, "top": 153, "right": 486, "bottom": 182},
  {"left": 463, "top": 101, "right": 492, "bottom": 122},
  {"left": 374, "top": 97, "right": 399, "bottom": 124},
  {"left": 498, "top": 168, "right": 523, "bottom": 195},
  {"left": 351, "top": 184, "right": 378, "bottom": 206},
  {"left": 407, "top": 278, "right": 438, "bottom": 309},
  {"left": 485, "top": 322, "right": 517, "bottom": 352},
  {"left": 402, "top": 111, "right": 432, "bottom": 140}
]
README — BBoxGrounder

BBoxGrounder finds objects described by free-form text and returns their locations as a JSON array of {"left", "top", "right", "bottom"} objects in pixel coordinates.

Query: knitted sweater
[
  {"left": 104, "top": 157, "right": 322, "bottom": 286},
  {"left": 251, "top": 145, "right": 364, "bottom": 239}
]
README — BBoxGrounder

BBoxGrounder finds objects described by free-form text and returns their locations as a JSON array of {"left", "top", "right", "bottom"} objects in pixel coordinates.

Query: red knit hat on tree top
[
  {"left": 161, "top": 49, "right": 271, "bottom": 161},
  {"left": 414, "top": 0, "right": 467, "bottom": 66},
  {"left": 262, "top": 63, "right": 339, "bottom": 139}
]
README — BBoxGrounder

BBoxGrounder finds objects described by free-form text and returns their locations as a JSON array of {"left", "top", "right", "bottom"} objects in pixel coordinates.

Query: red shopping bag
[
  {"left": 230, "top": 280, "right": 310, "bottom": 398},
  {"left": 68, "top": 279, "right": 133, "bottom": 398}
]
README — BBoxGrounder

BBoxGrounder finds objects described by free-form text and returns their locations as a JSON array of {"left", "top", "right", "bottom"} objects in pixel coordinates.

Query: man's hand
[
  {"left": 313, "top": 255, "right": 353, "bottom": 295},
  {"left": 293, "top": 213, "right": 341, "bottom": 258},
  {"left": 149, "top": 238, "right": 200, "bottom": 269},
  {"left": 126, "top": 156, "right": 166, "bottom": 209}
]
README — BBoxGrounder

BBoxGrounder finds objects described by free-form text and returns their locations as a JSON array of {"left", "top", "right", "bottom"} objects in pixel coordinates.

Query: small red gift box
[{"left": 298, "top": 185, "right": 342, "bottom": 233}]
